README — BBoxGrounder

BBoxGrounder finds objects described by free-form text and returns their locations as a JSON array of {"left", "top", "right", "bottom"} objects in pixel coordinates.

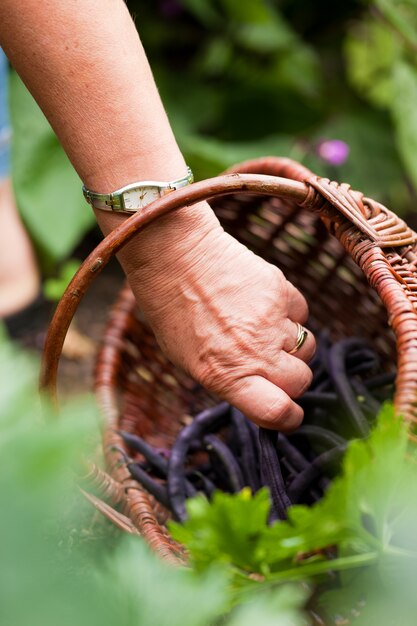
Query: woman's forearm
[
  {"left": 0, "top": 0, "right": 217, "bottom": 277},
  {"left": 0, "top": 0, "right": 185, "bottom": 190}
]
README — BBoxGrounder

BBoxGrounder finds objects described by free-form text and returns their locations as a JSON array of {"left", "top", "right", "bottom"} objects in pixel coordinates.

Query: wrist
[
  {"left": 100, "top": 199, "right": 222, "bottom": 295},
  {"left": 83, "top": 147, "right": 190, "bottom": 195}
]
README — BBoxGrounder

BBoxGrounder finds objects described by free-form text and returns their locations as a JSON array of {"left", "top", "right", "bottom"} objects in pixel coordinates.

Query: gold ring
[{"left": 288, "top": 323, "right": 308, "bottom": 355}]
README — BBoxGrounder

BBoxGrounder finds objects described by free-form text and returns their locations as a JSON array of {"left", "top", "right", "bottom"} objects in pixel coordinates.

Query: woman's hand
[{"left": 123, "top": 202, "right": 316, "bottom": 431}]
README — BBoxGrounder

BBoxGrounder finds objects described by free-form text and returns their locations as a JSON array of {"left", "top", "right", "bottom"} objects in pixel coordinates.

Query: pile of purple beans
[{"left": 120, "top": 332, "right": 395, "bottom": 522}]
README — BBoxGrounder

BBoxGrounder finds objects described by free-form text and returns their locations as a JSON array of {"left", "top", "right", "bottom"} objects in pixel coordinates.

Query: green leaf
[
  {"left": 344, "top": 17, "right": 401, "bottom": 108},
  {"left": 43, "top": 258, "right": 81, "bottom": 301},
  {"left": 103, "top": 539, "right": 228, "bottom": 626},
  {"left": 170, "top": 488, "right": 272, "bottom": 572},
  {"left": 182, "top": 133, "right": 294, "bottom": 179},
  {"left": 270, "top": 46, "right": 322, "bottom": 99},
  {"left": 321, "top": 555, "right": 417, "bottom": 626},
  {"left": 9, "top": 72, "right": 95, "bottom": 267},
  {"left": 223, "top": 0, "right": 295, "bottom": 55},
  {"left": 374, "top": 0, "right": 417, "bottom": 51},
  {"left": 179, "top": 0, "right": 222, "bottom": 28},
  {"left": 391, "top": 61, "right": 417, "bottom": 190},
  {"left": 225, "top": 584, "right": 307, "bottom": 626}
]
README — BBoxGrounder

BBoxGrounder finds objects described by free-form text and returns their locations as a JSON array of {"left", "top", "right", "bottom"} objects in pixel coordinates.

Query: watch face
[{"left": 122, "top": 186, "right": 161, "bottom": 210}]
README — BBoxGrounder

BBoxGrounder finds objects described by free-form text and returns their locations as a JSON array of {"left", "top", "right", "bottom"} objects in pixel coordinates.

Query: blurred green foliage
[
  {"left": 3, "top": 330, "right": 417, "bottom": 625},
  {"left": 0, "top": 333, "right": 308, "bottom": 625},
  {"left": 8, "top": 0, "right": 417, "bottom": 267},
  {"left": 43, "top": 258, "right": 81, "bottom": 301}
]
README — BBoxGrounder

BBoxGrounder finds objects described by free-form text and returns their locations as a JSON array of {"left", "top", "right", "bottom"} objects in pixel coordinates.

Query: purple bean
[
  {"left": 313, "top": 378, "right": 333, "bottom": 392},
  {"left": 310, "top": 370, "right": 330, "bottom": 391},
  {"left": 278, "top": 436, "right": 325, "bottom": 498},
  {"left": 290, "top": 425, "right": 346, "bottom": 450},
  {"left": 168, "top": 402, "right": 230, "bottom": 521},
  {"left": 327, "top": 339, "right": 369, "bottom": 436},
  {"left": 187, "top": 470, "right": 217, "bottom": 498},
  {"left": 276, "top": 436, "right": 310, "bottom": 471},
  {"left": 230, "top": 407, "right": 260, "bottom": 492},
  {"left": 350, "top": 379, "right": 381, "bottom": 415},
  {"left": 281, "top": 456, "right": 297, "bottom": 476},
  {"left": 347, "top": 360, "right": 380, "bottom": 377},
  {"left": 184, "top": 481, "right": 198, "bottom": 498},
  {"left": 204, "top": 434, "right": 245, "bottom": 492},
  {"left": 119, "top": 431, "right": 168, "bottom": 475},
  {"left": 364, "top": 371, "right": 396, "bottom": 390},
  {"left": 259, "top": 428, "right": 291, "bottom": 521},
  {"left": 346, "top": 348, "right": 379, "bottom": 370},
  {"left": 120, "top": 430, "right": 198, "bottom": 498},
  {"left": 297, "top": 391, "right": 339, "bottom": 408},
  {"left": 343, "top": 344, "right": 380, "bottom": 380},
  {"left": 288, "top": 445, "right": 347, "bottom": 503},
  {"left": 246, "top": 419, "right": 261, "bottom": 457},
  {"left": 127, "top": 462, "right": 171, "bottom": 509}
]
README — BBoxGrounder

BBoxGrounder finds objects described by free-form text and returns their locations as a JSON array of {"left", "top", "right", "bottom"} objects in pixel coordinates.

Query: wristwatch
[{"left": 82, "top": 166, "right": 194, "bottom": 213}]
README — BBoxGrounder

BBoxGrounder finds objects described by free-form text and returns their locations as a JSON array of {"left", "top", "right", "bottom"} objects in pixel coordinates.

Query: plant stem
[{"left": 232, "top": 551, "right": 378, "bottom": 590}]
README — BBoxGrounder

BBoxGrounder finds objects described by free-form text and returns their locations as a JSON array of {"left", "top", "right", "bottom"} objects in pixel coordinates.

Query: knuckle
[
  {"left": 198, "top": 364, "right": 224, "bottom": 392},
  {"left": 198, "top": 360, "right": 239, "bottom": 395},
  {"left": 284, "top": 363, "right": 313, "bottom": 399},
  {"left": 271, "top": 400, "right": 304, "bottom": 432},
  {"left": 282, "top": 406, "right": 304, "bottom": 432}
]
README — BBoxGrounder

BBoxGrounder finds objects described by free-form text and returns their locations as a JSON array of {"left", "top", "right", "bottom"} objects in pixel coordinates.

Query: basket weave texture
[{"left": 41, "top": 156, "right": 417, "bottom": 564}]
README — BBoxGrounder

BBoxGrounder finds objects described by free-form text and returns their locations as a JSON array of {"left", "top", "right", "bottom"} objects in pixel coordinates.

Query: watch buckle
[{"left": 105, "top": 193, "right": 121, "bottom": 210}]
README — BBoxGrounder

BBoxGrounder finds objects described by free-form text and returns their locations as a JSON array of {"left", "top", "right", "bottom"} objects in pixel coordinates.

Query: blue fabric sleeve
[{"left": 0, "top": 49, "right": 11, "bottom": 179}]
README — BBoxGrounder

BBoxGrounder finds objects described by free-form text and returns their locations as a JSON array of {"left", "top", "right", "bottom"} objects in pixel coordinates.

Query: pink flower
[{"left": 317, "top": 139, "right": 349, "bottom": 166}]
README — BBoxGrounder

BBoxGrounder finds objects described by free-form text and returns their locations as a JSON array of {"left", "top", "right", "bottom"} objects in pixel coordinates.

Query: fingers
[
  {"left": 222, "top": 374, "right": 304, "bottom": 432},
  {"left": 269, "top": 351, "right": 313, "bottom": 398},
  {"left": 286, "top": 281, "right": 309, "bottom": 324},
  {"left": 283, "top": 318, "right": 316, "bottom": 363}
]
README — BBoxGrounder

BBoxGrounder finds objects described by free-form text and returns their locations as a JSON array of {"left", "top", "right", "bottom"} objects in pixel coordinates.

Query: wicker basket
[{"left": 41, "top": 156, "right": 417, "bottom": 564}]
